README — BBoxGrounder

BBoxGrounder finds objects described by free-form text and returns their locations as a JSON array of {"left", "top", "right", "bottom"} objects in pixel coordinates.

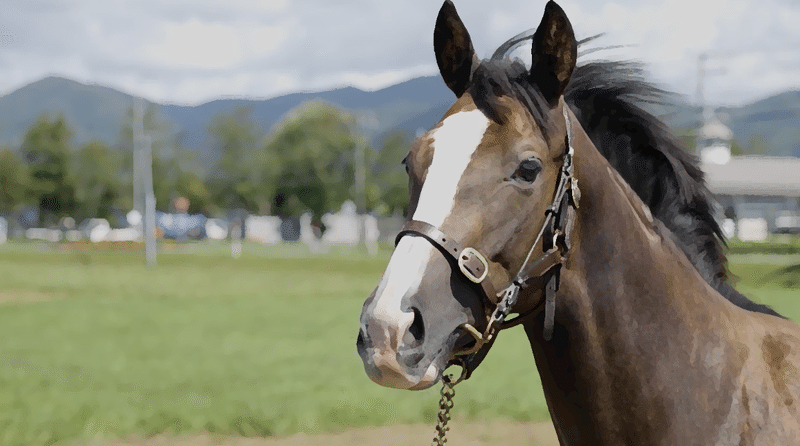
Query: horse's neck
[{"left": 523, "top": 124, "right": 748, "bottom": 444}]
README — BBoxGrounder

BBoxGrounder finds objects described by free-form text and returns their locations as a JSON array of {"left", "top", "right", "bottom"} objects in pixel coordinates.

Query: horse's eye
[
  {"left": 401, "top": 155, "right": 409, "bottom": 174},
  {"left": 512, "top": 158, "right": 542, "bottom": 183}
]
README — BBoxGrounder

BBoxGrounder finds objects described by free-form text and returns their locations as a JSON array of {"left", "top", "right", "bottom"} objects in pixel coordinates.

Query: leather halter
[{"left": 394, "top": 105, "right": 580, "bottom": 383}]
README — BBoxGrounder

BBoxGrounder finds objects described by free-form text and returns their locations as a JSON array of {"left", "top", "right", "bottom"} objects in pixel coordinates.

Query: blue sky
[{"left": 2, "top": 0, "right": 799, "bottom": 107}]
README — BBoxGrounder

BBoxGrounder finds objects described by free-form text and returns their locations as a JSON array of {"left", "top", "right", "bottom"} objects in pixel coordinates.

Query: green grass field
[{"left": 0, "top": 241, "right": 797, "bottom": 446}]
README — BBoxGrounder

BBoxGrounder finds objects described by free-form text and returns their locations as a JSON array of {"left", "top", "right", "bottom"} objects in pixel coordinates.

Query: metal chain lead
[{"left": 431, "top": 374, "right": 456, "bottom": 446}]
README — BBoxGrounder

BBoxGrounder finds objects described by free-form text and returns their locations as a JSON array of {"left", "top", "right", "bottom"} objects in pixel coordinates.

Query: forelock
[{"left": 467, "top": 59, "right": 554, "bottom": 138}]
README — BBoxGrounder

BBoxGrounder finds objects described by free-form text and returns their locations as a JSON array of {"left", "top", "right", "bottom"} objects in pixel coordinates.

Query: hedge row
[{"left": 726, "top": 237, "right": 800, "bottom": 255}]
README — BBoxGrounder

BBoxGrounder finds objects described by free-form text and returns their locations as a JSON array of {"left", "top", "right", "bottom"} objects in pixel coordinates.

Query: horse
[
  {"left": 356, "top": 1, "right": 800, "bottom": 444},
  {"left": 494, "top": 30, "right": 782, "bottom": 319}
]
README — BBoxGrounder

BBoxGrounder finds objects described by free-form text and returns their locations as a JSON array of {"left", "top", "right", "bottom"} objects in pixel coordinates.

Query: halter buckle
[{"left": 458, "top": 247, "right": 489, "bottom": 283}]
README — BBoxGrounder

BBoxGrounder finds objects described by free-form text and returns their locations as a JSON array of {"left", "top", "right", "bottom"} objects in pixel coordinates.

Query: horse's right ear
[{"left": 434, "top": 0, "right": 478, "bottom": 97}]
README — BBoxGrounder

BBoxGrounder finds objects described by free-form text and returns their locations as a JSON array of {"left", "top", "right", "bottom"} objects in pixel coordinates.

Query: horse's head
[{"left": 357, "top": 0, "right": 578, "bottom": 390}]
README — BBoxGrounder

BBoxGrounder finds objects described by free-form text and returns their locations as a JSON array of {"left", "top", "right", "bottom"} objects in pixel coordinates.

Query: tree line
[{"left": 0, "top": 101, "right": 411, "bottom": 227}]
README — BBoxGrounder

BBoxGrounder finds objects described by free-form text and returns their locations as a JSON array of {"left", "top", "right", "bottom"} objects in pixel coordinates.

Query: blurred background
[{"left": 0, "top": 0, "right": 798, "bottom": 445}]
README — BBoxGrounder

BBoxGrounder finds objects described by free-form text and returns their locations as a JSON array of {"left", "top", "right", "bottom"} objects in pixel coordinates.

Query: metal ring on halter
[
  {"left": 450, "top": 323, "right": 487, "bottom": 357},
  {"left": 443, "top": 357, "right": 470, "bottom": 386}
]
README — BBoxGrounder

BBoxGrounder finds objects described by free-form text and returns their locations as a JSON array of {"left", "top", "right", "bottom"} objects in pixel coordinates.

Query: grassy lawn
[
  {"left": 0, "top": 242, "right": 797, "bottom": 446},
  {"left": 0, "top": 242, "right": 545, "bottom": 446},
  {"left": 728, "top": 253, "right": 800, "bottom": 321}
]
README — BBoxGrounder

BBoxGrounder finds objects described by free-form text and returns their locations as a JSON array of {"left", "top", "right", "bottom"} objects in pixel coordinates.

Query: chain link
[{"left": 430, "top": 374, "right": 456, "bottom": 446}]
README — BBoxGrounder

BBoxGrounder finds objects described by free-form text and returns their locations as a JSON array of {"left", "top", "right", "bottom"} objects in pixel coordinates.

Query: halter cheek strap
[
  {"left": 395, "top": 104, "right": 580, "bottom": 383},
  {"left": 395, "top": 220, "right": 499, "bottom": 306}
]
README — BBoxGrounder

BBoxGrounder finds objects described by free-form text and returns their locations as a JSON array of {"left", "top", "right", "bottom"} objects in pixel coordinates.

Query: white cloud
[
  {"left": 140, "top": 19, "right": 288, "bottom": 71},
  {"left": 0, "top": 0, "right": 798, "bottom": 107},
  {"left": 313, "top": 65, "right": 440, "bottom": 93}
]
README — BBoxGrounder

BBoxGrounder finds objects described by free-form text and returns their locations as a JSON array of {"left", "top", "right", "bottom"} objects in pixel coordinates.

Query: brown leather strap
[
  {"left": 396, "top": 220, "right": 463, "bottom": 260},
  {"left": 396, "top": 220, "right": 500, "bottom": 304},
  {"left": 515, "top": 247, "right": 562, "bottom": 285},
  {"left": 542, "top": 267, "right": 560, "bottom": 341}
]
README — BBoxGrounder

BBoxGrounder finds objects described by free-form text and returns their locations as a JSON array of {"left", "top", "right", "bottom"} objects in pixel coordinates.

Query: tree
[
  {"left": 370, "top": 131, "right": 411, "bottom": 216},
  {"left": 21, "top": 115, "right": 75, "bottom": 225},
  {"left": 673, "top": 127, "right": 697, "bottom": 154},
  {"left": 729, "top": 134, "right": 769, "bottom": 156},
  {"left": 174, "top": 169, "right": 212, "bottom": 215},
  {"left": 262, "top": 101, "right": 362, "bottom": 217},
  {"left": 746, "top": 134, "right": 769, "bottom": 156},
  {"left": 0, "top": 147, "right": 29, "bottom": 215},
  {"left": 730, "top": 138, "right": 745, "bottom": 156},
  {"left": 72, "top": 141, "right": 121, "bottom": 222},
  {"left": 207, "top": 106, "right": 265, "bottom": 213}
]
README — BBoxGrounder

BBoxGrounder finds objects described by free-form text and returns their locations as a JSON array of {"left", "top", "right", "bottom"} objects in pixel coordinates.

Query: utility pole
[
  {"left": 354, "top": 130, "right": 366, "bottom": 216},
  {"left": 354, "top": 114, "right": 372, "bottom": 252},
  {"left": 133, "top": 97, "right": 157, "bottom": 268},
  {"left": 695, "top": 53, "right": 709, "bottom": 152},
  {"left": 696, "top": 51, "right": 733, "bottom": 117},
  {"left": 696, "top": 52, "right": 708, "bottom": 117}
]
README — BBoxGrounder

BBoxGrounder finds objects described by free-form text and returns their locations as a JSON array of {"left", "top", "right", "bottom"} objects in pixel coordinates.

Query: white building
[
  {"left": 696, "top": 111, "right": 800, "bottom": 240},
  {"left": 703, "top": 156, "right": 800, "bottom": 239},
  {"left": 697, "top": 114, "right": 733, "bottom": 165}
]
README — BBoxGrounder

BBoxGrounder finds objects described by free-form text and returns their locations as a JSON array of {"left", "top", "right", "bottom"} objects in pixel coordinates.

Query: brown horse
[{"left": 356, "top": 1, "right": 800, "bottom": 444}]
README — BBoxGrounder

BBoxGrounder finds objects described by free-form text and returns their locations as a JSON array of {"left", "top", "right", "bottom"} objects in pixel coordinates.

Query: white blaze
[
  {"left": 369, "top": 237, "right": 433, "bottom": 345},
  {"left": 369, "top": 110, "right": 491, "bottom": 340},
  {"left": 414, "top": 110, "right": 491, "bottom": 226}
]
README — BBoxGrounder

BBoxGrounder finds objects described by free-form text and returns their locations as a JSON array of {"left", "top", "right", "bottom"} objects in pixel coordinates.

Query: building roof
[{"left": 702, "top": 156, "right": 800, "bottom": 197}]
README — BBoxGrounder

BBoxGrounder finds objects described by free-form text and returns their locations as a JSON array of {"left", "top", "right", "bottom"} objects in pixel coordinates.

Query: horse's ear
[
  {"left": 530, "top": 1, "right": 577, "bottom": 105},
  {"left": 434, "top": 0, "right": 478, "bottom": 97}
]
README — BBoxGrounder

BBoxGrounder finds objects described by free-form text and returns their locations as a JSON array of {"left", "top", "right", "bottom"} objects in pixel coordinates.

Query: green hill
[
  {"left": 1, "top": 75, "right": 798, "bottom": 158},
  {"left": 0, "top": 76, "right": 136, "bottom": 148}
]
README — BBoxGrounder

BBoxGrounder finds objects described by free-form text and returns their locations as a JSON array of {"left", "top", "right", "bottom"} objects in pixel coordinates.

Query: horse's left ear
[{"left": 530, "top": 1, "right": 577, "bottom": 105}]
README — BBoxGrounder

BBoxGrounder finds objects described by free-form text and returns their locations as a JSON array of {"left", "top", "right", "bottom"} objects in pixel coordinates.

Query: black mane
[{"left": 479, "top": 36, "right": 783, "bottom": 318}]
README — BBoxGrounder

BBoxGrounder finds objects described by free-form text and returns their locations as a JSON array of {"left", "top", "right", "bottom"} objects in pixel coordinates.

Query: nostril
[
  {"left": 356, "top": 328, "right": 366, "bottom": 351},
  {"left": 403, "top": 307, "right": 425, "bottom": 347}
]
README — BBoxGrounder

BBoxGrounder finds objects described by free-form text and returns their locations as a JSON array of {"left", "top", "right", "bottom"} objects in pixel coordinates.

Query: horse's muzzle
[{"left": 356, "top": 307, "right": 441, "bottom": 390}]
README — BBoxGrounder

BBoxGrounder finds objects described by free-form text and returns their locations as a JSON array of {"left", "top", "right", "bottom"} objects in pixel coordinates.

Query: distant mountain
[
  {"left": 720, "top": 91, "right": 800, "bottom": 157},
  {"left": 0, "top": 76, "right": 135, "bottom": 148},
  {"left": 0, "top": 75, "right": 455, "bottom": 153},
  {"left": 1, "top": 75, "right": 798, "bottom": 158},
  {"left": 160, "top": 76, "right": 455, "bottom": 150}
]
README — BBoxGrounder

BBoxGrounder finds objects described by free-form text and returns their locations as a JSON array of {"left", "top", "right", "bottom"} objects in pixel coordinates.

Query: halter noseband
[{"left": 394, "top": 104, "right": 580, "bottom": 383}]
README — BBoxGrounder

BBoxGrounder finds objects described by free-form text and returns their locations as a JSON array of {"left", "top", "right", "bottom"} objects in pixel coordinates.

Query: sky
[{"left": 2, "top": 0, "right": 800, "bottom": 107}]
